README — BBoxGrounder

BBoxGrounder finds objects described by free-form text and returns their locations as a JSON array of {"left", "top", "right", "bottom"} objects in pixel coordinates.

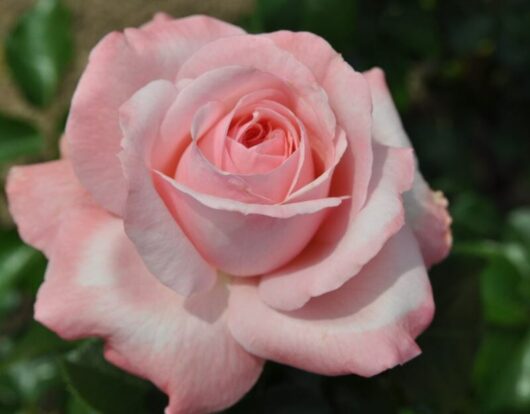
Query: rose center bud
[
  {"left": 240, "top": 123, "right": 265, "bottom": 147},
  {"left": 229, "top": 110, "right": 295, "bottom": 155},
  {"left": 226, "top": 107, "right": 299, "bottom": 161},
  {"left": 183, "top": 98, "right": 305, "bottom": 183},
  {"left": 234, "top": 113, "right": 268, "bottom": 148}
]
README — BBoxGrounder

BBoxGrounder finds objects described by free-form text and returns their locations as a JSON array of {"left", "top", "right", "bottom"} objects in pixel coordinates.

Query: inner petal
[
  {"left": 252, "top": 131, "right": 286, "bottom": 156},
  {"left": 223, "top": 139, "right": 285, "bottom": 175},
  {"left": 238, "top": 118, "right": 268, "bottom": 148},
  {"left": 228, "top": 102, "right": 300, "bottom": 159},
  {"left": 174, "top": 82, "right": 319, "bottom": 204}
]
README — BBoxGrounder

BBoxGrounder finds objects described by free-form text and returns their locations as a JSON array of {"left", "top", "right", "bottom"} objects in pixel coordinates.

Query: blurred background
[{"left": 0, "top": 0, "right": 529, "bottom": 413}]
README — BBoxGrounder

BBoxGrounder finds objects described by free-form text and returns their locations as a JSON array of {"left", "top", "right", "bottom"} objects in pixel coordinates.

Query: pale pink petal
[
  {"left": 154, "top": 171, "right": 344, "bottom": 277},
  {"left": 251, "top": 133, "right": 285, "bottom": 156},
  {"left": 176, "top": 35, "right": 337, "bottom": 149},
  {"left": 404, "top": 177, "right": 453, "bottom": 267},
  {"left": 266, "top": 31, "right": 373, "bottom": 214},
  {"left": 286, "top": 127, "right": 347, "bottom": 203},
  {"left": 156, "top": 172, "right": 346, "bottom": 217},
  {"left": 119, "top": 80, "right": 216, "bottom": 296},
  {"left": 364, "top": 67, "right": 452, "bottom": 265},
  {"left": 6, "top": 160, "right": 95, "bottom": 256},
  {"left": 176, "top": 140, "right": 308, "bottom": 204},
  {"left": 259, "top": 143, "right": 414, "bottom": 311},
  {"left": 225, "top": 138, "right": 284, "bottom": 174},
  {"left": 263, "top": 31, "right": 337, "bottom": 82},
  {"left": 228, "top": 227, "right": 434, "bottom": 377},
  {"left": 67, "top": 15, "right": 244, "bottom": 214},
  {"left": 157, "top": 66, "right": 290, "bottom": 174},
  {"left": 176, "top": 91, "right": 314, "bottom": 203},
  {"left": 175, "top": 143, "right": 272, "bottom": 204},
  {"left": 35, "top": 206, "right": 263, "bottom": 414}
]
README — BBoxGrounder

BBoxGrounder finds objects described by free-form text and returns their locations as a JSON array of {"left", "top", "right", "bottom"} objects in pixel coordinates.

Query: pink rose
[{"left": 6, "top": 14, "right": 452, "bottom": 414}]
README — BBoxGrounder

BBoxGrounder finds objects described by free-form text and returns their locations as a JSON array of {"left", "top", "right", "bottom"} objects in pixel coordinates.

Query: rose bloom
[{"left": 6, "top": 14, "right": 451, "bottom": 414}]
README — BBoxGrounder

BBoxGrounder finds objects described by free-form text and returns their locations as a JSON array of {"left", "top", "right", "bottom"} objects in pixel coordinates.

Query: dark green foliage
[
  {"left": 0, "top": 114, "right": 43, "bottom": 162},
  {"left": 60, "top": 341, "right": 162, "bottom": 414},
  {"left": 5, "top": 0, "right": 73, "bottom": 107}
]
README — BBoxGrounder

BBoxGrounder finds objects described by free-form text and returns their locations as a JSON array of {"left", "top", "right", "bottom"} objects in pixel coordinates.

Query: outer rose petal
[
  {"left": 259, "top": 143, "right": 414, "bottom": 311},
  {"left": 228, "top": 227, "right": 434, "bottom": 377},
  {"left": 364, "top": 67, "right": 452, "bottom": 266},
  {"left": 119, "top": 80, "right": 217, "bottom": 296},
  {"left": 6, "top": 160, "right": 95, "bottom": 256},
  {"left": 35, "top": 206, "right": 263, "bottom": 414},
  {"left": 67, "top": 15, "right": 244, "bottom": 214},
  {"left": 403, "top": 178, "right": 453, "bottom": 267}
]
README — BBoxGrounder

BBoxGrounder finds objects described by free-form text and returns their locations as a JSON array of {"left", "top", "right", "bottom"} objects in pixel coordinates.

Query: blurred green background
[{"left": 0, "top": 0, "right": 529, "bottom": 413}]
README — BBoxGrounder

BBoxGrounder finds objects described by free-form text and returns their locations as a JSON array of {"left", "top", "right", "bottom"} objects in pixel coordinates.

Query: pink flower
[{"left": 6, "top": 14, "right": 452, "bottom": 414}]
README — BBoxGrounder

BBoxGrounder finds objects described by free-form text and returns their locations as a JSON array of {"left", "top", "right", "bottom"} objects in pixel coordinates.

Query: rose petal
[
  {"left": 176, "top": 34, "right": 337, "bottom": 151},
  {"left": 176, "top": 140, "right": 308, "bottom": 204},
  {"left": 35, "top": 206, "right": 263, "bottom": 414},
  {"left": 225, "top": 138, "right": 285, "bottom": 174},
  {"left": 266, "top": 31, "right": 373, "bottom": 214},
  {"left": 228, "top": 226, "right": 434, "bottom": 377},
  {"left": 364, "top": 67, "right": 452, "bottom": 266},
  {"left": 67, "top": 15, "right": 244, "bottom": 214},
  {"left": 119, "top": 80, "right": 217, "bottom": 296},
  {"left": 6, "top": 160, "right": 95, "bottom": 256},
  {"left": 404, "top": 179, "right": 453, "bottom": 267},
  {"left": 259, "top": 143, "right": 414, "bottom": 311},
  {"left": 177, "top": 92, "right": 314, "bottom": 203},
  {"left": 157, "top": 66, "right": 290, "bottom": 175},
  {"left": 286, "top": 127, "right": 347, "bottom": 203},
  {"left": 154, "top": 171, "right": 345, "bottom": 277},
  {"left": 156, "top": 172, "right": 346, "bottom": 218}
]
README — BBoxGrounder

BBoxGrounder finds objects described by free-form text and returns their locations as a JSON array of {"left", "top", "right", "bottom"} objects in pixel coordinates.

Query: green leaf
[
  {"left": 504, "top": 209, "right": 530, "bottom": 300},
  {"left": 61, "top": 341, "right": 154, "bottom": 414},
  {"left": 1, "top": 322, "right": 75, "bottom": 371},
  {"left": 473, "top": 329, "right": 523, "bottom": 399},
  {"left": 0, "top": 114, "right": 43, "bottom": 163},
  {"left": 6, "top": 357, "right": 62, "bottom": 404},
  {"left": 455, "top": 239, "right": 530, "bottom": 275},
  {"left": 0, "top": 230, "right": 46, "bottom": 294},
  {"left": 450, "top": 192, "right": 502, "bottom": 240},
  {"left": 0, "top": 373, "right": 21, "bottom": 412},
  {"left": 481, "top": 256, "right": 529, "bottom": 328},
  {"left": 483, "top": 330, "right": 530, "bottom": 413},
  {"left": 506, "top": 208, "right": 530, "bottom": 250},
  {"left": 67, "top": 394, "right": 99, "bottom": 414},
  {"left": 0, "top": 290, "right": 22, "bottom": 324},
  {"left": 5, "top": 0, "right": 73, "bottom": 107}
]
